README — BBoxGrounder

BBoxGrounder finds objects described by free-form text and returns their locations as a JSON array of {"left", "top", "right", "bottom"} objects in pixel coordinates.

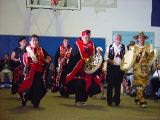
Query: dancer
[
  {"left": 121, "top": 32, "right": 157, "bottom": 107},
  {"left": 18, "top": 34, "right": 51, "bottom": 108},
  {"left": 52, "top": 38, "right": 72, "bottom": 97},
  {"left": 11, "top": 36, "right": 27, "bottom": 94},
  {"left": 105, "top": 33, "right": 125, "bottom": 106},
  {"left": 63, "top": 30, "right": 101, "bottom": 106}
]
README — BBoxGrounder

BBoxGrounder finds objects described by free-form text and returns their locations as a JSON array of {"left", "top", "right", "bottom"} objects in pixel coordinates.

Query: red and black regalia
[
  {"left": 11, "top": 47, "right": 26, "bottom": 94},
  {"left": 62, "top": 31, "right": 101, "bottom": 104},
  {"left": 93, "top": 50, "right": 106, "bottom": 99},
  {"left": 18, "top": 45, "right": 50, "bottom": 107},
  {"left": 52, "top": 43, "right": 72, "bottom": 93}
]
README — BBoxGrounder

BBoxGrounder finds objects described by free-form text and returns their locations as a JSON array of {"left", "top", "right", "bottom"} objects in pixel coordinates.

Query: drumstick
[{"left": 138, "top": 47, "right": 147, "bottom": 64}]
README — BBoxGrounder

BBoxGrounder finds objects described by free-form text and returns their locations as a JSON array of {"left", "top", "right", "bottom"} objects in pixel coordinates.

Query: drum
[
  {"left": 148, "top": 49, "right": 157, "bottom": 66},
  {"left": 120, "top": 50, "right": 136, "bottom": 71},
  {"left": 84, "top": 54, "right": 103, "bottom": 74}
]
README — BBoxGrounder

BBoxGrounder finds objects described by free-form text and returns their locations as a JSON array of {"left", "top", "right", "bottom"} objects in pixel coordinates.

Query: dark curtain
[{"left": 151, "top": 0, "right": 160, "bottom": 27}]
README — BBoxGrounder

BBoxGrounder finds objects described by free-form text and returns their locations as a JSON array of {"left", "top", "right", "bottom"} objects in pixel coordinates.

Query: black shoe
[
  {"left": 61, "top": 94, "right": 69, "bottom": 98},
  {"left": 107, "top": 103, "right": 113, "bottom": 106},
  {"left": 100, "top": 96, "right": 106, "bottom": 100},
  {"left": 114, "top": 103, "right": 120, "bottom": 107},
  {"left": 21, "top": 100, "right": 27, "bottom": 106},
  {"left": 140, "top": 101, "right": 147, "bottom": 108},
  {"left": 135, "top": 98, "right": 140, "bottom": 105},
  {"left": 33, "top": 104, "right": 39, "bottom": 108}
]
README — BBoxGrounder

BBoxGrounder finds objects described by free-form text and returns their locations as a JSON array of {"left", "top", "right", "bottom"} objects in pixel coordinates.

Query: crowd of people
[{"left": 0, "top": 30, "right": 159, "bottom": 108}]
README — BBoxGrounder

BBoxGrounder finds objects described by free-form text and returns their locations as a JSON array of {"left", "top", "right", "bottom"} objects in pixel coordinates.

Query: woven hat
[{"left": 133, "top": 32, "right": 148, "bottom": 40}]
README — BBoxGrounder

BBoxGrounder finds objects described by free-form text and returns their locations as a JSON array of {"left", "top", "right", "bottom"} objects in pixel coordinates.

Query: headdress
[{"left": 133, "top": 32, "right": 148, "bottom": 40}]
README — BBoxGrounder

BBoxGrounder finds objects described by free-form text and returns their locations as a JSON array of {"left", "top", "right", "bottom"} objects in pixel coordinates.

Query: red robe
[
  {"left": 18, "top": 46, "right": 46, "bottom": 93},
  {"left": 66, "top": 38, "right": 101, "bottom": 92}
]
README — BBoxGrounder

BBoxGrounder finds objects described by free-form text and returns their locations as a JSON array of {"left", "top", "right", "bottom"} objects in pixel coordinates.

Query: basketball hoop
[
  {"left": 26, "top": 0, "right": 81, "bottom": 10},
  {"left": 51, "top": 0, "right": 61, "bottom": 14},
  {"left": 51, "top": 0, "right": 59, "bottom": 6}
]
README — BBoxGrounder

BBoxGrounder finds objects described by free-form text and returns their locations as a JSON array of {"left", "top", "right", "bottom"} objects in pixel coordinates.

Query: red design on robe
[
  {"left": 66, "top": 38, "right": 102, "bottom": 91},
  {"left": 18, "top": 46, "right": 45, "bottom": 93}
]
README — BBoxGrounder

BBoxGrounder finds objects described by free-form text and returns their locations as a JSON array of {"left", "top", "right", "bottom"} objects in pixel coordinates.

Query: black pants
[
  {"left": 106, "top": 65, "right": 124, "bottom": 105},
  {"left": 26, "top": 72, "right": 47, "bottom": 106},
  {"left": 151, "top": 77, "right": 160, "bottom": 94},
  {"left": 67, "top": 79, "right": 88, "bottom": 103}
]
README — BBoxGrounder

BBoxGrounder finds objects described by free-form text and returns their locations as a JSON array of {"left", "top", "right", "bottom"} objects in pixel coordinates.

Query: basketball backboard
[{"left": 26, "top": 0, "right": 81, "bottom": 10}]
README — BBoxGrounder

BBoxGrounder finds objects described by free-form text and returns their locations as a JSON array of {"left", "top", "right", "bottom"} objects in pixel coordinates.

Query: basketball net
[
  {"left": 51, "top": 0, "right": 59, "bottom": 6},
  {"left": 51, "top": 0, "right": 61, "bottom": 14}
]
